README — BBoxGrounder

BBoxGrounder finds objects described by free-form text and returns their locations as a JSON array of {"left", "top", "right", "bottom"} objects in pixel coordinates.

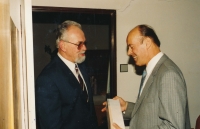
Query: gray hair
[{"left": 56, "top": 20, "right": 82, "bottom": 48}]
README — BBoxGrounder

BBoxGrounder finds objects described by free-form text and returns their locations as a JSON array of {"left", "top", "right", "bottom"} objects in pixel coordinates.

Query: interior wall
[
  {"left": 11, "top": 19, "right": 22, "bottom": 129},
  {"left": 10, "top": 0, "right": 20, "bottom": 30},
  {"left": 0, "top": 0, "right": 14, "bottom": 129},
  {"left": 9, "top": 0, "right": 24, "bottom": 129},
  {"left": 116, "top": 1, "right": 200, "bottom": 128},
  {"left": 10, "top": 0, "right": 33, "bottom": 128},
  {"left": 0, "top": 0, "right": 25, "bottom": 128},
  {"left": 32, "top": 0, "right": 200, "bottom": 128}
]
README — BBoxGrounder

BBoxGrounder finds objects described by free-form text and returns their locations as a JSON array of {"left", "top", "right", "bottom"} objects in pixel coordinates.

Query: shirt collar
[
  {"left": 146, "top": 52, "right": 164, "bottom": 75},
  {"left": 57, "top": 52, "right": 76, "bottom": 72}
]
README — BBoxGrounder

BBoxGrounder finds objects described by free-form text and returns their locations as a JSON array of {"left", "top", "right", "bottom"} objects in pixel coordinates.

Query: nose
[
  {"left": 82, "top": 43, "right": 87, "bottom": 51},
  {"left": 127, "top": 47, "right": 132, "bottom": 56}
]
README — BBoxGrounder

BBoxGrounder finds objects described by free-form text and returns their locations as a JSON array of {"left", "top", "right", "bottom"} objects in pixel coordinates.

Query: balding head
[{"left": 127, "top": 25, "right": 161, "bottom": 66}]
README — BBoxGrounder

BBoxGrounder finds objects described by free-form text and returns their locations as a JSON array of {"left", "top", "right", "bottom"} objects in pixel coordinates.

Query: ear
[
  {"left": 144, "top": 37, "right": 152, "bottom": 49},
  {"left": 59, "top": 41, "right": 66, "bottom": 52}
]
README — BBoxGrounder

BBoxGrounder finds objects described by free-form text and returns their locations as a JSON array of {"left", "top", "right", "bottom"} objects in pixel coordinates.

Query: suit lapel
[
  {"left": 132, "top": 54, "right": 169, "bottom": 116},
  {"left": 54, "top": 56, "right": 81, "bottom": 91},
  {"left": 132, "top": 76, "right": 153, "bottom": 116},
  {"left": 78, "top": 64, "right": 92, "bottom": 100}
]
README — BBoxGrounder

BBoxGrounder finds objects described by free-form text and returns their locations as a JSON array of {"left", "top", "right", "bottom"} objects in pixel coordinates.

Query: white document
[{"left": 107, "top": 99, "right": 125, "bottom": 129}]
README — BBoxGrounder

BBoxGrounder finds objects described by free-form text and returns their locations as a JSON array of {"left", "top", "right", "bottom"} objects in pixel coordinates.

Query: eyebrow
[{"left": 128, "top": 43, "right": 135, "bottom": 46}]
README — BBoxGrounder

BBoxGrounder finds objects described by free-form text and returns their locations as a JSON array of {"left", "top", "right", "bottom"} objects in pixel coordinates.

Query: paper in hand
[{"left": 107, "top": 99, "right": 125, "bottom": 129}]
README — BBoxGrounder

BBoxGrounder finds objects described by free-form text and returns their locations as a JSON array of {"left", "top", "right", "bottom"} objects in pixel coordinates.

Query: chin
[
  {"left": 76, "top": 56, "right": 86, "bottom": 64},
  {"left": 135, "top": 62, "right": 142, "bottom": 66}
]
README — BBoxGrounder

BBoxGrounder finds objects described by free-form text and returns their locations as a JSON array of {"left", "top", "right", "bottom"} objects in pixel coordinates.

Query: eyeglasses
[{"left": 61, "top": 40, "right": 86, "bottom": 50}]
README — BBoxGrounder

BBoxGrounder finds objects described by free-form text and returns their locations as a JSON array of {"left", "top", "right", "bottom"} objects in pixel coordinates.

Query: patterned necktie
[
  {"left": 75, "top": 64, "right": 88, "bottom": 102},
  {"left": 137, "top": 69, "right": 147, "bottom": 99}
]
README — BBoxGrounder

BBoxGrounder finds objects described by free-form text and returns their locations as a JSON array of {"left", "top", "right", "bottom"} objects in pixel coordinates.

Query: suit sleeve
[
  {"left": 123, "top": 102, "right": 135, "bottom": 119},
  {"left": 35, "top": 75, "right": 63, "bottom": 129},
  {"left": 154, "top": 70, "right": 188, "bottom": 129}
]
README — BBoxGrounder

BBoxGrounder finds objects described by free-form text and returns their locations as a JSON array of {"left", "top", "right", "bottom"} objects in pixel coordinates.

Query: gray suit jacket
[{"left": 123, "top": 54, "right": 191, "bottom": 129}]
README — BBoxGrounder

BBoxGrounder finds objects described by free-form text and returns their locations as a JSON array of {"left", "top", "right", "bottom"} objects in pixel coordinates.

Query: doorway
[{"left": 32, "top": 6, "right": 117, "bottom": 128}]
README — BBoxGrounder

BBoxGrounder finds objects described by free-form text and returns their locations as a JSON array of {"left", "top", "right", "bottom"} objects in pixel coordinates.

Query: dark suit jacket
[
  {"left": 124, "top": 54, "right": 191, "bottom": 129},
  {"left": 35, "top": 55, "right": 98, "bottom": 129}
]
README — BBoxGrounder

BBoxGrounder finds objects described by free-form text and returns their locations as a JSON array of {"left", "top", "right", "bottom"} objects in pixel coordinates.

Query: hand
[
  {"left": 101, "top": 96, "right": 127, "bottom": 112},
  {"left": 113, "top": 96, "right": 127, "bottom": 112},
  {"left": 101, "top": 101, "right": 107, "bottom": 112},
  {"left": 113, "top": 123, "right": 122, "bottom": 129}
]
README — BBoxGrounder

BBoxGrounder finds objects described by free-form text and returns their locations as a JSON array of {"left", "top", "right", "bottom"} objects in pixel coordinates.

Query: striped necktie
[
  {"left": 137, "top": 69, "right": 147, "bottom": 99},
  {"left": 75, "top": 64, "right": 88, "bottom": 102}
]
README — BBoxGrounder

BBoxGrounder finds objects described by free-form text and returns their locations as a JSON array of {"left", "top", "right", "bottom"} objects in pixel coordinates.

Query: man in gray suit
[{"left": 102, "top": 24, "right": 191, "bottom": 129}]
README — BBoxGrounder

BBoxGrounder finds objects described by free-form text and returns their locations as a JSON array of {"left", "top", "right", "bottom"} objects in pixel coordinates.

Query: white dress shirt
[
  {"left": 57, "top": 53, "right": 88, "bottom": 92},
  {"left": 139, "top": 52, "right": 164, "bottom": 96}
]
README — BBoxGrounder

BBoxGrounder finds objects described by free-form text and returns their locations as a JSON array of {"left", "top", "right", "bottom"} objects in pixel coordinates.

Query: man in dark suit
[
  {"left": 35, "top": 20, "right": 98, "bottom": 129},
  {"left": 102, "top": 24, "right": 191, "bottom": 129}
]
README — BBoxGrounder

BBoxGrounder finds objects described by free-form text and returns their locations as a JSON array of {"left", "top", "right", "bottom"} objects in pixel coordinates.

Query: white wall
[
  {"left": 10, "top": 0, "right": 21, "bottom": 30},
  {"left": 117, "top": 0, "right": 200, "bottom": 128},
  {"left": 10, "top": 0, "right": 36, "bottom": 128},
  {"left": 32, "top": 0, "right": 200, "bottom": 128}
]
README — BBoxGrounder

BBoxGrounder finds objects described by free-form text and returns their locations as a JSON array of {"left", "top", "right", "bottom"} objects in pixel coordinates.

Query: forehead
[
  {"left": 68, "top": 26, "right": 83, "bottom": 33},
  {"left": 67, "top": 26, "right": 85, "bottom": 39},
  {"left": 127, "top": 27, "right": 142, "bottom": 45}
]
